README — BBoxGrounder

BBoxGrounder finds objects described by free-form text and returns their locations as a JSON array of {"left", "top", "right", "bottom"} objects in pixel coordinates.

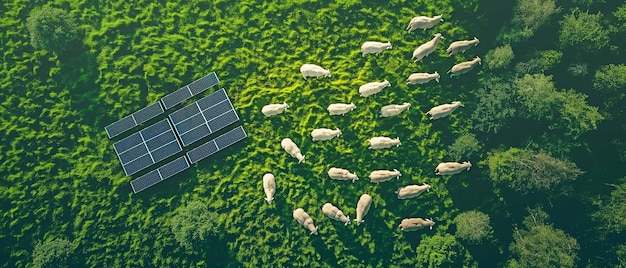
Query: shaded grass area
[{"left": 0, "top": 0, "right": 495, "bottom": 266}]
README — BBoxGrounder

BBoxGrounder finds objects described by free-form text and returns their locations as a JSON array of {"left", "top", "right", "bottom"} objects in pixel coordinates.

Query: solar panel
[
  {"left": 113, "top": 119, "right": 182, "bottom": 176},
  {"left": 105, "top": 101, "right": 165, "bottom": 139},
  {"left": 161, "top": 72, "right": 219, "bottom": 109},
  {"left": 169, "top": 88, "right": 239, "bottom": 147},
  {"left": 130, "top": 156, "right": 190, "bottom": 193},
  {"left": 186, "top": 126, "right": 247, "bottom": 164}
]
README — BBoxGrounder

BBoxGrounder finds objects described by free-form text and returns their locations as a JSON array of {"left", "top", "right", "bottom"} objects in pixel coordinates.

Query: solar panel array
[
  {"left": 161, "top": 72, "right": 219, "bottom": 110},
  {"left": 113, "top": 119, "right": 182, "bottom": 176},
  {"left": 105, "top": 72, "right": 248, "bottom": 194},
  {"left": 105, "top": 101, "right": 164, "bottom": 139},
  {"left": 169, "top": 88, "right": 239, "bottom": 147}
]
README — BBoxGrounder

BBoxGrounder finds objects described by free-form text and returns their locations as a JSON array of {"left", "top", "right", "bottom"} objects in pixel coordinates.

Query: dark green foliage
[
  {"left": 558, "top": 9, "right": 609, "bottom": 54},
  {"left": 593, "top": 182, "right": 626, "bottom": 234},
  {"left": 567, "top": 63, "right": 588, "bottom": 76},
  {"left": 471, "top": 76, "right": 518, "bottom": 134},
  {"left": 170, "top": 200, "right": 219, "bottom": 250},
  {"left": 594, "top": 64, "right": 626, "bottom": 93},
  {"left": 485, "top": 44, "right": 514, "bottom": 70},
  {"left": 26, "top": 7, "right": 80, "bottom": 55},
  {"left": 508, "top": 208, "right": 579, "bottom": 268},
  {"left": 486, "top": 148, "right": 583, "bottom": 193},
  {"left": 447, "top": 133, "right": 481, "bottom": 161},
  {"left": 32, "top": 238, "right": 74, "bottom": 268},
  {"left": 502, "top": 0, "right": 560, "bottom": 42},
  {"left": 453, "top": 211, "right": 493, "bottom": 244},
  {"left": 514, "top": 50, "right": 562, "bottom": 74},
  {"left": 415, "top": 234, "right": 478, "bottom": 267}
]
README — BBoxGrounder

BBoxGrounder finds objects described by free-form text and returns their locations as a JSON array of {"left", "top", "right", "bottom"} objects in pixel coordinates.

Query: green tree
[
  {"left": 558, "top": 9, "right": 609, "bottom": 53},
  {"left": 486, "top": 148, "right": 584, "bottom": 193},
  {"left": 415, "top": 234, "right": 477, "bottom": 267},
  {"left": 454, "top": 211, "right": 493, "bottom": 245},
  {"left": 508, "top": 208, "right": 579, "bottom": 268},
  {"left": 503, "top": 0, "right": 560, "bottom": 42},
  {"left": 514, "top": 50, "right": 562, "bottom": 74},
  {"left": 514, "top": 74, "right": 559, "bottom": 121},
  {"left": 471, "top": 76, "right": 518, "bottom": 134},
  {"left": 447, "top": 133, "right": 482, "bottom": 161},
  {"left": 170, "top": 200, "right": 220, "bottom": 250},
  {"left": 486, "top": 44, "right": 514, "bottom": 70},
  {"left": 594, "top": 64, "right": 626, "bottom": 93},
  {"left": 567, "top": 63, "right": 588, "bottom": 77},
  {"left": 26, "top": 7, "right": 80, "bottom": 55},
  {"left": 593, "top": 182, "right": 626, "bottom": 234},
  {"left": 31, "top": 238, "right": 74, "bottom": 268}
]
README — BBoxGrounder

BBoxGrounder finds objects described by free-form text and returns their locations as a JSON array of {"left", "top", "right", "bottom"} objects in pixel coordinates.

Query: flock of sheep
[{"left": 260, "top": 14, "right": 479, "bottom": 235}]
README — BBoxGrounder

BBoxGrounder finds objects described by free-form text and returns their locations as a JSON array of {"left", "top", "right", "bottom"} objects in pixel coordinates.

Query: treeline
[{"left": 0, "top": 0, "right": 625, "bottom": 267}]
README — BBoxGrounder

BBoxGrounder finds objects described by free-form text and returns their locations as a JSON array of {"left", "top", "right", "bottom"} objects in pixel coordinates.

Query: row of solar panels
[
  {"left": 113, "top": 88, "right": 241, "bottom": 176},
  {"left": 129, "top": 126, "right": 247, "bottom": 193},
  {"left": 105, "top": 72, "right": 220, "bottom": 139}
]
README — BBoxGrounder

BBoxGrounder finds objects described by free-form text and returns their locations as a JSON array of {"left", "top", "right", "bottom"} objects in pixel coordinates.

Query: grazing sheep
[
  {"left": 406, "top": 15, "right": 444, "bottom": 33},
  {"left": 426, "top": 101, "right": 463, "bottom": 120},
  {"left": 359, "top": 80, "right": 391, "bottom": 97},
  {"left": 262, "top": 173, "right": 276, "bottom": 204},
  {"left": 398, "top": 218, "right": 435, "bottom": 231},
  {"left": 396, "top": 184, "right": 431, "bottom": 199},
  {"left": 406, "top": 72, "right": 440, "bottom": 85},
  {"left": 355, "top": 194, "right": 372, "bottom": 225},
  {"left": 435, "top": 161, "right": 472, "bottom": 175},
  {"left": 368, "top": 169, "right": 402, "bottom": 183},
  {"left": 327, "top": 103, "right": 356, "bottom": 116},
  {"left": 446, "top": 37, "right": 480, "bottom": 56},
  {"left": 368, "top": 136, "right": 401, "bottom": 149},
  {"left": 300, "top": 64, "right": 331, "bottom": 80},
  {"left": 361, "top": 41, "right": 392, "bottom": 57},
  {"left": 293, "top": 208, "right": 318, "bottom": 235},
  {"left": 261, "top": 102, "right": 289, "bottom": 117},
  {"left": 380, "top": 103, "right": 411, "bottom": 117},
  {"left": 311, "top": 128, "right": 342, "bottom": 141},
  {"left": 322, "top": 203, "right": 351, "bottom": 226},
  {"left": 327, "top": 167, "right": 359, "bottom": 183},
  {"left": 412, "top": 33, "right": 444, "bottom": 62},
  {"left": 281, "top": 138, "right": 305, "bottom": 163},
  {"left": 448, "top": 56, "right": 481, "bottom": 77}
]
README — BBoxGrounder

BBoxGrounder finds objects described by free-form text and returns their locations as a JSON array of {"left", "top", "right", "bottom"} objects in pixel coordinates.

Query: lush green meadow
[{"left": 2, "top": 0, "right": 625, "bottom": 267}]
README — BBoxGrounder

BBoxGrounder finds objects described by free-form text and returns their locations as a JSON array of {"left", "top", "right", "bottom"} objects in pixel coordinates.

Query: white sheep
[
  {"left": 361, "top": 41, "right": 392, "bottom": 57},
  {"left": 300, "top": 64, "right": 331, "bottom": 80},
  {"left": 359, "top": 80, "right": 391, "bottom": 97},
  {"left": 261, "top": 102, "right": 289, "bottom": 117}
]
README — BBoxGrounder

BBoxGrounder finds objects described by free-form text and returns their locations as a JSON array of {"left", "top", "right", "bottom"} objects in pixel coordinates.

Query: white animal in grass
[
  {"left": 281, "top": 138, "right": 305, "bottom": 163},
  {"left": 359, "top": 80, "right": 391, "bottom": 97},
  {"left": 380, "top": 102, "right": 411, "bottom": 117},
  {"left": 327, "top": 103, "right": 356, "bottom": 116},
  {"left": 361, "top": 41, "right": 392, "bottom": 57},
  {"left": 435, "top": 161, "right": 472, "bottom": 175},
  {"left": 426, "top": 101, "right": 464, "bottom": 120},
  {"left": 398, "top": 218, "right": 435, "bottom": 231},
  {"left": 355, "top": 194, "right": 372, "bottom": 226},
  {"left": 448, "top": 56, "right": 481, "bottom": 77},
  {"left": 327, "top": 167, "right": 359, "bottom": 182},
  {"left": 406, "top": 72, "right": 440, "bottom": 85},
  {"left": 368, "top": 169, "right": 402, "bottom": 183},
  {"left": 412, "top": 33, "right": 444, "bottom": 62},
  {"left": 446, "top": 37, "right": 480, "bottom": 56},
  {"left": 368, "top": 136, "right": 401, "bottom": 149},
  {"left": 300, "top": 64, "right": 331, "bottom": 80},
  {"left": 262, "top": 173, "right": 276, "bottom": 204},
  {"left": 322, "top": 203, "right": 351, "bottom": 226},
  {"left": 311, "top": 128, "right": 342, "bottom": 141},
  {"left": 261, "top": 102, "right": 289, "bottom": 117},
  {"left": 396, "top": 184, "right": 431, "bottom": 199},
  {"left": 406, "top": 15, "right": 444, "bottom": 33},
  {"left": 293, "top": 208, "right": 318, "bottom": 235}
]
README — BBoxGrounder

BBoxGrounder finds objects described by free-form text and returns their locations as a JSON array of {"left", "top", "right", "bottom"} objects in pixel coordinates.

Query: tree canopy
[
  {"left": 25, "top": 7, "right": 81, "bottom": 55},
  {"left": 454, "top": 211, "right": 493, "bottom": 245},
  {"left": 558, "top": 9, "right": 609, "bottom": 54},
  {"left": 169, "top": 200, "right": 220, "bottom": 250},
  {"left": 593, "top": 182, "right": 626, "bottom": 234},
  {"left": 31, "top": 238, "right": 74, "bottom": 268},
  {"left": 415, "top": 234, "right": 477, "bottom": 267}
]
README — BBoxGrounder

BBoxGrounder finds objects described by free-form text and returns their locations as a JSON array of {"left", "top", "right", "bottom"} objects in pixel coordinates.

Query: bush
[
  {"left": 486, "top": 44, "right": 514, "bottom": 70},
  {"left": 447, "top": 133, "right": 481, "bottom": 161},
  {"left": 170, "top": 200, "right": 220, "bottom": 250},
  {"left": 32, "top": 238, "right": 74, "bottom": 268},
  {"left": 454, "top": 211, "right": 493, "bottom": 244},
  {"left": 26, "top": 7, "right": 80, "bottom": 55},
  {"left": 558, "top": 9, "right": 609, "bottom": 53}
]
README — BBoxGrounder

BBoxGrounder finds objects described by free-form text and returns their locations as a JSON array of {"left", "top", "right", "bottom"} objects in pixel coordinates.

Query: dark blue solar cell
[
  {"left": 186, "top": 140, "right": 218, "bottom": 164},
  {"left": 188, "top": 72, "right": 219, "bottom": 95},
  {"left": 113, "top": 132, "right": 143, "bottom": 154},
  {"left": 196, "top": 89, "right": 227, "bottom": 110},
  {"left": 161, "top": 86, "right": 192, "bottom": 110},
  {"left": 132, "top": 102, "right": 164, "bottom": 125},
  {"left": 169, "top": 104, "right": 201, "bottom": 125},
  {"left": 214, "top": 126, "right": 247, "bottom": 150},
  {"left": 130, "top": 170, "right": 161, "bottom": 193},
  {"left": 141, "top": 119, "right": 171, "bottom": 140},
  {"left": 207, "top": 110, "right": 239, "bottom": 132},
  {"left": 117, "top": 144, "right": 149, "bottom": 163},
  {"left": 180, "top": 124, "right": 211, "bottom": 146},
  {"left": 158, "top": 156, "right": 190, "bottom": 179},
  {"left": 123, "top": 154, "right": 155, "bottom": 176},
  {"left": 203, "top": 100, "right": 232, "bottom": 118},
  {"left": 150, "top": 140, "right": 182, "bottom": 163},
  {"left": 144, "top": 131, "right": 176, "bottom": 151},
  {"left": 105, "top": 115, "right": 137, "bottom": 139},
  {"left": 174, "top": 113, "right": 207, "bottom": 135}
]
